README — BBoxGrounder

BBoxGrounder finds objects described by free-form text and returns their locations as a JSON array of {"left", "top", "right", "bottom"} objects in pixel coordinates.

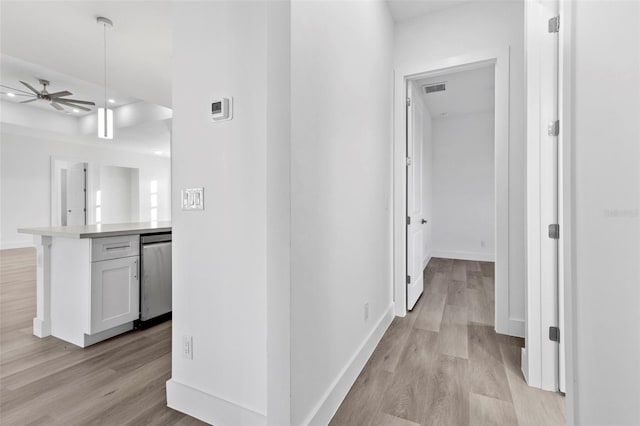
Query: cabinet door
[{"left": 90, "top": 256, "right": 139, "bottom": 334}]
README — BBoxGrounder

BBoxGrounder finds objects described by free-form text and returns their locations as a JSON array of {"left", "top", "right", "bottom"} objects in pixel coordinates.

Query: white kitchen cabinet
[{"left": 90, "top": 255, "right": 140, "bottom": 334}]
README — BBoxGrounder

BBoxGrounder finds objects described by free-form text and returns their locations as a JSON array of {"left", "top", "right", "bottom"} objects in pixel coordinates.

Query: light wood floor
[
  {"left": 0, "top": 248, "right": 206, "bottom": 425},
  {"left": 331, "top": 258, "right": 565, "bottom": 426},
  {"left": 1, "top": 250, "right": 564, "bottom": 426}
]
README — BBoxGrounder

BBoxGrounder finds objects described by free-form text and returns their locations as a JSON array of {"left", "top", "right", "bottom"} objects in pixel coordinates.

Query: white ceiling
[
  {"left": 1, "top": 54, "right": 139, "bottom": 116},
  {"left": 415, "top": 64, "right": 495, "bottom": 117},
  {"left": 0, "top": 1, "right": 172, "bottom": 108},
  {"left": 386, "top": 0, "right": 470, "bottom": 21}
]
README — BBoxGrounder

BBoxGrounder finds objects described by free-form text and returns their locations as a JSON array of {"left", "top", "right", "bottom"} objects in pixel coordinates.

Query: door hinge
[
  {"left": 548, "top": 120, "right": 560, "bottom": 136},
  {"left": 406, "top": 216, "right": 411, "bottom": 225},
  {"left": 406, "top": 97, "right": 411, "bottom": 107},
  {"left": 549, "top": 326, "right": 560, "bottom": 342},
  {"left": 406, "top": 275, "right": 411, "bottom": 284},
  {"left": 549, "top": 224, "right": 560, "bottom": 239},
  {"left": 406, "top": 156, "right": 412, "bottom": 166},
  {"left": 548, "top": 16, "right": 560, "bottom": 33}
]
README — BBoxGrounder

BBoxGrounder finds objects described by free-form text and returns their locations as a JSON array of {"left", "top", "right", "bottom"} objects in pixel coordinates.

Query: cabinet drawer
[{"left": 92, "top": 235, "right": 140, "bottom": 262}]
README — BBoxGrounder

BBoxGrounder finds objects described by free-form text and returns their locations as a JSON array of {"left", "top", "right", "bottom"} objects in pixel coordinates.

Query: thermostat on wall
[{"left": 211, "top": 97, "right": 233, "bottom": 122}]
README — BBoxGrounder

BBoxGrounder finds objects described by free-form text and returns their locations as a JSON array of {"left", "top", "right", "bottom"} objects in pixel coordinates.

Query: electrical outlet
[
  {"left": 182, "top": 335, "right": 193, "bottom": 360},
  {"left": 364, "top": 303, "right": 369, "bottom": 321}
]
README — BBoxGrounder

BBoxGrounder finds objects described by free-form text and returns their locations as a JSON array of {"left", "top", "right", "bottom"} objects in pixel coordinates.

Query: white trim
[
  {"left": 559, "top": 0, "right": 575, "bottom": 420},
  {"left": 33, "top": 317, "right": 50, "bottom": 337},
  {"left": 422, "top": 251, "right": 432, "bottom": 269},
  {"left": 393, "top": 48, "right": 511, "bottom": 336},
  {"left": 431, "top": 250, "right": 496, "bottom": 262},
  {"left": 166, "top": 379, "right": 267, "bottom": 426},
  {"left": 523, "top": 0, "right": 561, "bottom": 392},
  {"left": 303, "top": 303, "right": 394, "bottom": 426},
  {"left": 33, "top": 235, "right": 52, "bottom": 338},
  {"left": 0, "top": 241, "right": 35, "bottom": 250}
]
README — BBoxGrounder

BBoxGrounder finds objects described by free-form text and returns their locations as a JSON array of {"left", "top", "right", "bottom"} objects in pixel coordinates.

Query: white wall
[
  {"left": 0, "top": 131, "right": 171, "bottom": 248},
  {"left": 569, "top": 1, "right": 640, "bottom": 424},
  {"left": 168, "top": 2, "right": 290, "bottom": 425},
  {"left": 394, "top": 0, "right": 526, "bottom": 323},
  {"left": 432, "top": 111, "right": 495, "bottom": 260},
  {"left": 95, "top": 165, "right": 138, "bottom": 225},
  {"left": 415, "top": 86, "right": 434, "bottom": 267},
  {"left": 290, "top": 1, "right": 394, "bottom": 424}
]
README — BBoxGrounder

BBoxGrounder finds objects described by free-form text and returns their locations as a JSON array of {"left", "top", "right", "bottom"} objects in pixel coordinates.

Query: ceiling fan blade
[
  {"left": 0, "top": 91, "right": 35, "bottom": 97},
  {"left": 0, "top": 84, "right": 33, "bottom": 95},
  {"left": 20, "top": 98, "right": 38, "bottom": 104},
  {"left": 56, "top": 98, "right": 95, "bottom": 105},
  {"left": 50, "top": 102, "right": 64, "bottom": 111},
  {"left": 56, "top": 100, "right": 91, "bottom": 111},
  {"left": 48, "top": 90, "right": 73, "bottom": 98},
  {"left": 20, "top": 81, "right": 41, "bottom": 95}
]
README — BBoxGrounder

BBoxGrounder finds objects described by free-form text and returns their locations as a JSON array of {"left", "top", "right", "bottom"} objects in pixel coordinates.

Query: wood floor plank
[
  {"left": 446, "top": 279, "right": 467, "bottom": 307},
  {"left": 371, "top": 412, "right": 420, "bottom": 426},
  {"left": 414, "top": 291, "right": 446, "bottom": 332},
  {"left": 424, "top": 271, "right": 449, "bottom": 295},
  {"left": 380, "top": 329, "right": 439, "bottom": 423},
  {"left": 437, "top": 304, "right": 468, "bottom": 359},
  {"left": 367, "top": 317, "right": 413, "bottom": 373},
  {"left": 479, "top": 261, "right": 495, "bottom": 278},
  {"left": 421, "top": 354, "right": 469, "bottom": 426},
  {"left": 467, "top": 287, "right": 493, "bottom": 325},
  {"left": 451, "top": 259, "right": 467, "bottom": 281},
  {"left": 466, "top": 271, "right": 484, "bottom": 290},
  {"left": 468, "top": 323, "right": 513, "bottom": 403},
  {"left": 329, "top": 363, "right": 392, "bottom": 426},
  {"left": 470, "top": 392, "right": 519, "bottom": 426}
]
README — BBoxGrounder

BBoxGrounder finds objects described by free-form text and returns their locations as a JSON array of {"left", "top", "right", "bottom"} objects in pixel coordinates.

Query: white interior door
[
  {"left": 406, "top": 81, "right": 424, "bottom": 310},
  {"left": 65, "top": 162, "right": 87, "bottom": 226}
]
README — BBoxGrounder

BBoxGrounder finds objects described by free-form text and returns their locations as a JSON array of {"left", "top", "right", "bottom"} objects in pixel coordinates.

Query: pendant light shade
[
  {"left": 98, "top": 107, "right": 113, "bottom": 139},
  {"left": 97, "top": 17, "right": 114, "bottom": 139}
]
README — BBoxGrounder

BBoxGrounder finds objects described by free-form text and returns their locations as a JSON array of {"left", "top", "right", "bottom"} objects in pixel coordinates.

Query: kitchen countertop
[{"left": 18, "top": 221, "right": 172, "bottom": 239}]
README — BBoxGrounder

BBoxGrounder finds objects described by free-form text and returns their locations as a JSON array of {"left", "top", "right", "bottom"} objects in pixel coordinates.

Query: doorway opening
[
  {"left": 51, "top": 159, "right": 88, "bottom": 227},
  {"left": 393, "top": 49, "right": 517, "bottom": 337},
  {"left": 406, "top": 64, "right": 496, "bottom": 311}
]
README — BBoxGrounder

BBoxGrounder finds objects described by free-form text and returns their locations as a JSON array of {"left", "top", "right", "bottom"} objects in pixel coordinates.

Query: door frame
[
  {"left": 50, "top": 156, "right": 90, "bottom": 226},
  {"left": 392, "top": 48, "right": 514, "bottom": 336}
]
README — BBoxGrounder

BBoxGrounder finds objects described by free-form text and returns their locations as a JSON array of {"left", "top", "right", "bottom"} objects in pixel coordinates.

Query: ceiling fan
[{"left": 0, "top": 79, "right": 96, "bottom": 112}]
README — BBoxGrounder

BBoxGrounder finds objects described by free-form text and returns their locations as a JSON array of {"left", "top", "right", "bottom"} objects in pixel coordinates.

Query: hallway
[{"left": 331, "top": 258, "right": 565, "bottom": 426}]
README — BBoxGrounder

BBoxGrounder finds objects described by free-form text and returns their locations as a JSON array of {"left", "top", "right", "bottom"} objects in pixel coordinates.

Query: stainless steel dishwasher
[{"left": 138, "top": 233, "right": 172, "bottom": 327}]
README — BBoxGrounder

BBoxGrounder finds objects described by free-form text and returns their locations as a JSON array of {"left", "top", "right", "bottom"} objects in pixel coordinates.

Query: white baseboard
[
  {"left": 303, "top": 303, "right": 395, "bottom": 426},
  {"left": 167, "top": 379, "right": 267, "bottom": 426},
  {"left": 496, "top": 317, "right": 525, "bottom": 338},
  {"left": 33, "top": 317, "right": 51, "bottom": 338},
  {"left": 521, "top": 347, "right": 529, "bottom": 384},
  {"left": 1, "top": 241, "right": 35, "bottom": 250},
  {"left": 431, "top": 250, "right": 495, "bottom": 262},
  {"left": 422, "top": 251, "right": 432, "bottom": 269}
]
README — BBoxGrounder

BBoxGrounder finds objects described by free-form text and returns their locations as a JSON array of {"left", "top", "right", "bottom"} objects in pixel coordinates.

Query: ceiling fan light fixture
[{"left": 97, "top": 16, "right": 114, "bottom": 140}]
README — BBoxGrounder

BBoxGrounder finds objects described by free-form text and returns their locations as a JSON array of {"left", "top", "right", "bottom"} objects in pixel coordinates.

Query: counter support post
[{"left": 33, "top": 235, "right": 52, "bottom": 337}]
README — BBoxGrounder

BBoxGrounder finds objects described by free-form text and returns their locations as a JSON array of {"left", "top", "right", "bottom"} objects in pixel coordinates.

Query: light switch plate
[{"left": 182, "top": 188, "right": 204, "bottom": 211}]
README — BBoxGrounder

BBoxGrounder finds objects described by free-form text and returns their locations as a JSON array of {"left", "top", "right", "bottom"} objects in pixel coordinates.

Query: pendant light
[{"left": 97, "top": 16, "right": 113, "bottom": 139}]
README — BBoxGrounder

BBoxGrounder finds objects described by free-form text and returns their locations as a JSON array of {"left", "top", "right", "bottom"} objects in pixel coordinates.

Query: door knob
[{"left": 421, "top": 219, "right": 428, "bottom": 224}]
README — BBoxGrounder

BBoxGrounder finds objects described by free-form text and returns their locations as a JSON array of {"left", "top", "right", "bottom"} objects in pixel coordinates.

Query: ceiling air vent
[{"left": 424, "top": 83, "right": 446, "bottom": 94}]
